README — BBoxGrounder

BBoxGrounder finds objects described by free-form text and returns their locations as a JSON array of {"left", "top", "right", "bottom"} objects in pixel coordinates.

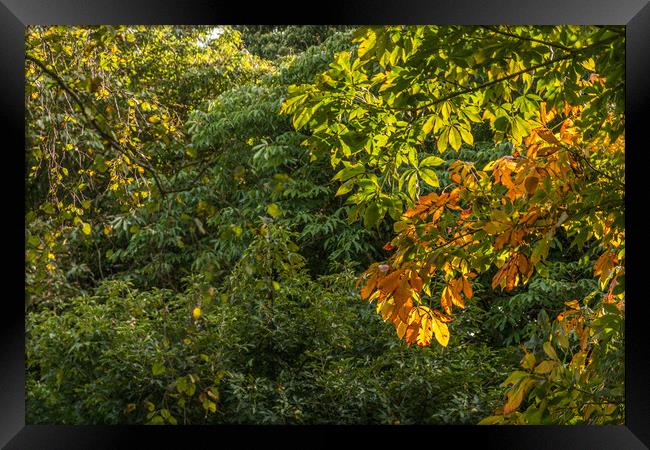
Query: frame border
[{"left": 3, "top": 1, "right": 648, "bottom": 448}]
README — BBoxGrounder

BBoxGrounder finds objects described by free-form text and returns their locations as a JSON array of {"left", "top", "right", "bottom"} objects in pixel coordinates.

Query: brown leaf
[
  {"left": 524, "top": 176, "right": 539, "bottom": 195},
  {"left": 536, "top": 128, "right": 560, "bottom": 144}
]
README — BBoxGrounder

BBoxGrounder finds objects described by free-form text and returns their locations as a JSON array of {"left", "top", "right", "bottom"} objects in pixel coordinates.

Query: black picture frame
[{"left": 3, "top": 1, "right": 648, "bottom": 448}]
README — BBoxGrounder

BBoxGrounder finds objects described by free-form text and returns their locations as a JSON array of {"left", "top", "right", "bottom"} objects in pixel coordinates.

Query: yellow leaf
[
  {"left": 432, "top": 315, "right": 450, "bottom": 347},
  {"left": 449, "top": 126, "right": 462, "bottom": 151},
  {"left": 192, "top": 307, "right": 202, "bottom": 320},
  {"left": 267, "top": 203, "right": 282, "bottom": 218},
  {"left": 422, "top": 115, "right": 436, "bottom": 134},
  {"left": 419, "top": 168, "right": 439, "bottom": 187},
  {"left": 503, "top": 378, "right": 534, "bottom": 414},
  {"left": 396, "top": 321, "right": 407, "bottom": 339},
  {"left": 437, "top": 127, "right": 450, "bottom": 152},
  {"left": 543, "top": 342, "right": 559, "bottom": 361},
  {"left": 478, "top": 415, "right": 504, "bottom": 425},
  {"left": 534, "top": 360, "right": 557, "bottom": 374},
  {"left": 564, "top": 300, "right": 581, "bottom": 310},
  {"left": 521, "top": 352, "right": 536, "bottom": 370},
  {"left": 459, "top": 126, "right": 474, "bottom": 145}
]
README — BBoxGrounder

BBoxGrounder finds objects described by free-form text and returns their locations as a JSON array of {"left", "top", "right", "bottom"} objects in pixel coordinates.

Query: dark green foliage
[
  {"left": 237, "top": 26, "right": 353, "bottom": 61},
  {"left": 27, "top": 228, "right": 513, "bottom": 424}
]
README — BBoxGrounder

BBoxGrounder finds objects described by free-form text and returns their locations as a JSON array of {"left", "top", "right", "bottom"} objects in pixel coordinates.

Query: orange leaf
[
  {"left": 393, "top": 281, "right": 412, "bottom": 306},
  {"left": 408, "top": 270, "right": 423, "bottom": 292},
  {"left": 505, "top": 263, "right": 519, "bottom": 291},
  {"left": 360, "top": 274, "right": 377, "bottom": 300},
  {"left": 378, "top": 270, "right": 403, "bottom": 295},
  {"left": 396, "top": 297, "right": 414, "bottom": 322},
  {"left": 448, "top": 281, "right": 465, "bottom": 308},
  {"left": 405, "top": 306, "right": 433, "bottom": 347},
  {"left": 440, "top": 287, "right": 453, "bottom": 314},
  {"left": 462, "top": 278, "right": 473, "bottom": 299}
]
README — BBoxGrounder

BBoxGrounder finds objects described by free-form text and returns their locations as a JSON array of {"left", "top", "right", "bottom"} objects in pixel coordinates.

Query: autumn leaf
[
  {"left": 360, "top": 274, "right": 377, "bottom": 300},
  {"left": 503, "top": 378, "right": 534, "bottom": 414},
  {"left": 524, "top": 176, "right": 539, "bottom": 195},
  {"left": 536, "top": 128, "right": 560, "bottom": 144},
  {"left": 431, "top": 314, "right": 450, "bottom": 346}
]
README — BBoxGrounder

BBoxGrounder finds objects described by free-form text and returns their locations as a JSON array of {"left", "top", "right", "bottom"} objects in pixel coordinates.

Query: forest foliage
[{"left": 26, "top": 25, "right": 624, "bottom": 425}]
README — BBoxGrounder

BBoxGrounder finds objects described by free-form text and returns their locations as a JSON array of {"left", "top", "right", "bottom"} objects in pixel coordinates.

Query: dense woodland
[{"left": 25, "top": 25, "right": 624, "bottom": 425}]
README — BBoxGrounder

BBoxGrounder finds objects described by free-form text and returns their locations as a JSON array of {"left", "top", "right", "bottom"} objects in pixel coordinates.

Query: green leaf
[
  {"left": 292, "top": 103, "right": 320, "bottom": 130},
  {"left": 407, "top": 173, "right": 418, "bottom": 199},
  {"left": 335, "top": 180, "right": 355, "bottom": 197},
  {"left": 394, "top": 221, "right": 407, "bottom": 233},
  {"left": 333, "top": 164, "right": 365, "bottom": 182},
  {"left": 176, "top": 376, "right": 188, "bottom": 394},
  {"left": 203, "top": 399, "right": 217, "bottom": 413},
  {"left": 41, "top": 203, "right": 56, "bottom": 215},
  {"left": 152, "top": 362, "right": 166, "bottom": 376},
  {"left": 148, "top": 415, "right": 164, "bottom": 425},
  {"left": 364, "top": 203, "right": 381, "bottom": 229},
  {"left": 93, "top": 155, "right": 108, "bottom": 173},
  {"left": 543, "top": 342, "right": 559, "bottom": 361},
  {"left": 419, "top": 156, "right": 445, "bottom": 167},
  {"left": 419, "top": 168, "right": 439, "bottom": 187}
]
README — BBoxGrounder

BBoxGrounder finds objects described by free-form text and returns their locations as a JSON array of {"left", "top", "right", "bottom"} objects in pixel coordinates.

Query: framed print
[{"left": 2, "top": 0, "right": 649, "bottom": 448}]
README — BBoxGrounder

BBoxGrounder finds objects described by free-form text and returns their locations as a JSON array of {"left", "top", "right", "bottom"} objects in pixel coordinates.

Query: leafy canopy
[{"left": 283, "top": 25, "right": 624, "bottom": 423}]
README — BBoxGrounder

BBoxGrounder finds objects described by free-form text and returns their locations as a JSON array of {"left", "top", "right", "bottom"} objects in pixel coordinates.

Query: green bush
[{"left": 27, "top": 226, "right": 514, "bottom": 424}]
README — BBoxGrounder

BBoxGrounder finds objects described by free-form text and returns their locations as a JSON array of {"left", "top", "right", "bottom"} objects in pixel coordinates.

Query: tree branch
[
  {"left": 392, "top": 53, "right": 575, "bottom": 113},
  {"left": 484, "top": 26, "right": 574, "bottom": 53},
  {"left": 26, "top": 54, "right": 171, "bottom": 196}
]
